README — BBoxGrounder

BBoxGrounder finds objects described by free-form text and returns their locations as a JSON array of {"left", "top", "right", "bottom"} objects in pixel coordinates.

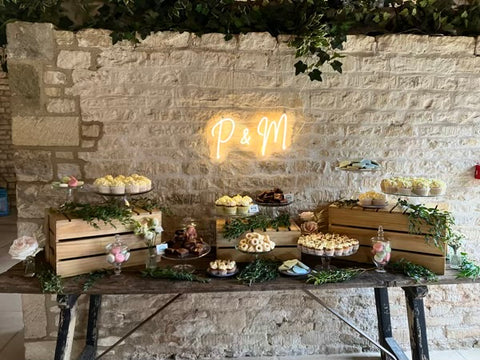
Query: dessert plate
[
  {"left": 206, "top": 267, "right": 239, "bottom": 278},
  {"left": 357, "top": 201, "right": 388, "bottom": 209}
]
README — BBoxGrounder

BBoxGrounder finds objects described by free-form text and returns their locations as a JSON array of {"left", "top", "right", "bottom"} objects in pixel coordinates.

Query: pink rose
[
  {"left": 9, "top": 236, "right": 39, "bottom": 260},
  {"left": 300, "top": 221, "right": 319, "bottom": 235}
]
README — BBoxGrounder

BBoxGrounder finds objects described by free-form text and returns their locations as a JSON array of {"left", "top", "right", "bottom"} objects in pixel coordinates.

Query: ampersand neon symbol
[{"left": 240, "top": 128, "right": 251, "bottom": 145}]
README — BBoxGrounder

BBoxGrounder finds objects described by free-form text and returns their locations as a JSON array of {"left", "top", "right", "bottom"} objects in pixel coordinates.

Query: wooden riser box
[
  {"left": 216, "top": 219, "right": 301, "bottom": 262},
  {"left": 328, "top": 204, "right": 446, "bottom": 274},
  {"left": 46, "top": 209, "right": 162, "bottom": 277}
]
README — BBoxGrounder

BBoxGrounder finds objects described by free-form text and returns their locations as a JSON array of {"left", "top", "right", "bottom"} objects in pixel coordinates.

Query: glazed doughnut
[
  {"left": 239, "top": 239, "right": 248, "bottom": 246},
  {"left": 239, "top": 243, "right": 248, "bottom": 251},
  {"left": 247, "top": 245, "right": 255, "bottom": 252},
  {"left": 246, "top": 233, "right": 255, "bottom": 240},
  {"left": 255, "top": 244, "right": 264, "bottom": 252},
  {"left": 263, "top": 244, "right": 271, "bottom": 252},
  {"left": 251, "top": 238, "right": 259, "bottom": 246}
]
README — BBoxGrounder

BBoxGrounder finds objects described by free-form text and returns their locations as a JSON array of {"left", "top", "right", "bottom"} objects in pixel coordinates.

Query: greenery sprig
[
  {"left": 223, "top": 213, "right": 290, "bottom": 240},
  {"left": 306, "top": 268, "right": 364, "bottom": 285},
  {"left": 57, "top": 201, "right": 134, "bottom": 229},
  {"left": 397, "top": 199, "right": 454, "bottom": 249},
  {"left": 130, "top": 197, "right": 171, "bottom": 215},
  {"left": 142, "top": 267, "right": 210, "bottom": 283},
  {"left": 237, "top": 258, "right": 280, "bottom": 286},
  {"left": 457, "top": 253, "right": 480, "bottom": 281},
  {"left": 391, "top": 259, "right": 437, "bottom": 283},
  {"left": 77, "top": 269, "right": 111, "bottom": 292},
  {"left": 37, "top": 266, "right": 64, "bottom": 294}
]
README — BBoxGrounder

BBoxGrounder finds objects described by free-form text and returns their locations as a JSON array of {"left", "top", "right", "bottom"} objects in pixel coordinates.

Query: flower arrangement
[
  {"left": 132, "top": 217, "right": 164, "bottom": 246},
  {"left": 298, "top": 209, "right": 326, "bottom": 234},
  {"left": 9, "top": 236, "right": 41, "bottom": 260}
]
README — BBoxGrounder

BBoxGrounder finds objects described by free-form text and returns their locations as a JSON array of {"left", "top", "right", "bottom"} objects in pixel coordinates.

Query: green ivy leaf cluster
[
  {"left": 142, "top": 267, "right": 210, "bottom": 283},
  {"left": 237, "top": 258, "right": 280, "bottom": 286},
  {"left": 222, "top": 213, "right": 290, "bottom": 240},
  {"left": 306, "top": 268, "right": 364, "bottom": 285},
  {"left": 2, "top": 1, "right": 480, "bottom": 81},
  {"left": 391, "top": 258, "right": 438, "bottom": 283},
  {"left": 457, "top": 253, "right": 480, "bottom": 280}
]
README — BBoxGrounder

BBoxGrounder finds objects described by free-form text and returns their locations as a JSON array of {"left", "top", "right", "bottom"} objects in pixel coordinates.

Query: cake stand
[
  {"left": 51, "top": 183, "right": 86, "bottom": 203},
  {"left": 235, "top": 245, "right": 273, "bottom": 261},
  {"left": 254, "top": 199, "right": 293, "bottom": 218},
  {"left": 161, "top": 244, "right": 211, "bottom": 273},
  {"left": 300, "top": 246, "right": 358, "bottom": 270},
  {"left": 94, "top": 188, "right": 153, "bottom": 206}
]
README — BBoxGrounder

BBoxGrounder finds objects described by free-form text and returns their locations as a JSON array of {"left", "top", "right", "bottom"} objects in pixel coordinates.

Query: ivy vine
[{"left": 1, "top": 1, "right": 480, "bottom": 80}]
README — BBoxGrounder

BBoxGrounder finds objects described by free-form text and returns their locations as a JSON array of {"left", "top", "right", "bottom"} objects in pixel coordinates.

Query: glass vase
[
  {"left": 146, "top": 242, "right": 158, "bottom": 270},
  {"left": 371, "top": 226, "right": 391, "bottom": 273},
  {"left": 449, "top": 247, "right": 462, "bottom": 269},
  {"left": 23, "top": 255, "right": 36, "bottom": 277},
  {"left": 106, "top": 235, "right": 130, "bottom": 275}
]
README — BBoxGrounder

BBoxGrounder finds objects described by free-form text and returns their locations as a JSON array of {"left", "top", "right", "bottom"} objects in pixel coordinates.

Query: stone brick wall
[
  {"left": 0, "top": 70, "right": 15, "bottom": 208},
  {"left": 7, "top": 22, "right": 480, "bottom": 358}
]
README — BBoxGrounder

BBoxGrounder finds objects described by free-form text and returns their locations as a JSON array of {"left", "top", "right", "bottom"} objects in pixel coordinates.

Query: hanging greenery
[{"left": 1, "top": 1, "right": 480, "bottom": 80}]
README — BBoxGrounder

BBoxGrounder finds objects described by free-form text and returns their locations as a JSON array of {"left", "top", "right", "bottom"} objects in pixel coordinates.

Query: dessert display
[
  {"left": 207, "top": 259, "right": 237, "bottom": 277},
  {"left": 236, "top": 232, "right": 276, "bottom": 253},
  {"left": 358, "top": 191, "right": 387, "bottom": 207},
  {"left": 215, "top": 194, "right": 254, "bottom": 215},
  {"left": 338, "top": 159, "right": 380, "bottom": 171},
  {"left": 278, "top": 259, "right": 311, "bottom": 276},
  {"left": 381, "top": 177, "right": 446, "bottom": 196},
  {"left": 256, "top": 188, "right": 289, "bottom": 204},
  {"left": 94, "top": 174, "right": 152, "bottom": 194},
  {"left": 297, "top": 233, "right": 359, "bottom": 256},
  {"left": 371, "top": 226, "right": 391, "bottom": 272},
  {"left": 164, "top": 224, "right": 210, "bottom": 258},
  {"left": 52, "top": 175, "right": 84, "bottom": 188}
]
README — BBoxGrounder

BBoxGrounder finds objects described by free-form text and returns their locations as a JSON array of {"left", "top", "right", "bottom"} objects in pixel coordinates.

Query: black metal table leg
[
  {"left": 79, "top": 295, "right": 102, "bottom": 360},
  {"left": 374, "top": 288, "right": 409, "bottom": 360},
  {"left": 403, "top": 286, "right": 429, "bottom": 360},
  {"left": 55, "top": 294, "right": 80, "bottom": 360}
]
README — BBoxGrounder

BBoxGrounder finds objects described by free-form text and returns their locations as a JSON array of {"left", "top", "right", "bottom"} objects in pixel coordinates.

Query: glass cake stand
[
  {"left": 254, "top": 200, "right": 293, "bottom": 218},
  {"left": 235, "top": 245, "right": 273, "bottom": 261},
  {"left": 161, "top": 244, "right": 211, "bottom": 273},
  {"left": 300, "top": 246, "right": 358, "bottom": 270}
]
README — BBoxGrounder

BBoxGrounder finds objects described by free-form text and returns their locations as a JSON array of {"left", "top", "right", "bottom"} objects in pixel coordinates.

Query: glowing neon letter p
[{"left": 211, "top": 118, "right": 235, "bottom": 159}]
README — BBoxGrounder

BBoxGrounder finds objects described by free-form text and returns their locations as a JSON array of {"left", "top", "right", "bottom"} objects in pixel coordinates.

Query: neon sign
[{"left": 207, "top": 112, "right": 293, "bottom": 161}]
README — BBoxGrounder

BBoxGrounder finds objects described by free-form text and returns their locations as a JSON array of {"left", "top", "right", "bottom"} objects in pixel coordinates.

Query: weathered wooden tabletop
[{"left": 0, "top": 256, "right": 475, "bottom": 295}]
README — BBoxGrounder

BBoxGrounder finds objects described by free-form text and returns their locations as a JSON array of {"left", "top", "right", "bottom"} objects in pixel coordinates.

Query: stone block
[
  {"left": 46, "top": 98, "right": 77, "bottom": 113},
  {"left": 44, "top": 71, "right": 67, "bottom": 85},
  {"left": 44, "top": 87, "right": 63, "bottom": 97},
  {"left": 97, "top": 50, "right": 148, "bottom": 67},
  {"left": 377, "top": 34, "right": 475, "bottom": 55},
  {"left": 25, "top": 340, "right": 84, "bottom": 360},
  {"left": 17, "top": 183, "right": 64, "bottom": 218},
  {"left": 77, "top": 28, "right": 112, "bottom": 48},
  {"left": 137, "top": 31, "right": 190, "bottom": 48},
  {"left": 82, "top": 122, "right": 101, "bottom": 138},
  {"left": 7, "top": 62, "right": 41, "bottom": 111},
  {"left": 57, "top": 162, "right": 82, "bottom": 179},
  {"left": 57, "top": 50, "right": 91, "bottom": 69},
  {"left": 16, "top": 221, "right": 41, "bottom": 238},
  {"left": 239, "top": 32, "right": 277, "bottom": 51},
  {"left": 54, "top": 30, "right": 76, "bottom": 46},
  {"left": 6, "top": 22, "right": 55, "bottom": 61},
  {"left": 22, "top": 294, "right": 47, "bottom": 338},
  {"left": 12, "top": 116, "right": 80, "bottom": 146},
  {"left": 14, "top": 150, "right": 53, "bottom": 181},
  {"left": 342, "top": 35, "right": 376, "bottom": 53},
  {"left": 191, "top": 33, "right": 237, "bottom": 50}
]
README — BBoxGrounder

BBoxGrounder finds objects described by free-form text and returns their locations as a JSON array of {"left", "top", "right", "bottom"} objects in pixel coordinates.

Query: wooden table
[{"left": 0, "top": 258, "right": 477, "bottom": 360}]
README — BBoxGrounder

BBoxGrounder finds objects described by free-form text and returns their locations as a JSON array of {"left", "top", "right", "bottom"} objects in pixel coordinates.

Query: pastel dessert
[
  {"left": 209, "top": 259, "right": 237, "bottom": 276},
  {"left": 237, "top": 232, "right": 275, "bottom": 253},
  {"left": 297, "top": 233, "right": 359, "bottom": 257},
  {"left": 412, "top": 178, "right": 430, "bottom": 196},
  {"left": 358, "top": 191, "right": 386, "bottom": 206}
]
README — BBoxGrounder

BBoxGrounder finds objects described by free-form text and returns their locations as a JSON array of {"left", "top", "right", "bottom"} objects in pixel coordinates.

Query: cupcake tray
[{"left": 382, "top": 192, "right": 443, "bottom": 198}]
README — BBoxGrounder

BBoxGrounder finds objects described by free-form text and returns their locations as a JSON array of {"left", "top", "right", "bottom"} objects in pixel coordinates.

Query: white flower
[
  {"left": 151, "top": 218, "right": 160, "bottom": 227},
  {"left": 154, "top": 225, "right": 164, "bottom": 234},
  {"left": 9, "top": 236, "right": 39, "bottom": 260},
  {"left": 144, "top": 231, "right": 156, "bottom": 242},
  {"left": 299, "top": 211, "right": 315, "bottom": 222}
]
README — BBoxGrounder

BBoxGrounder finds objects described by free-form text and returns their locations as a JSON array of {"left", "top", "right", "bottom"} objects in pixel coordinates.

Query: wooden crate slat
[
  {"left": 328, "top": 205, "right": 432, "bottom": 234},
  {"left": 342, "top": 246, "right": 445, "bottom": 275},
  {"left": 216, "top": 219, "right": 300, "bottom": 247},
  {"left": 329, "top": 225, "right": 444, "bottom": 256},
  {"left": 217, "top": 246, "right": 300, "bottom": 262},
  {"left": 56, "top": 233, "right": 149, "bottom": 260},
  {"left": 52, "top": 211, "right": 162, "bottom": 241},
  {"left": 56, "top": 249, "right": 148, "bottom": 278}
]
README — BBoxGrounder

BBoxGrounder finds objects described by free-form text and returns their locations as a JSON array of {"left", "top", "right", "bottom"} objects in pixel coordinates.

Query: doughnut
[
  {"left": 239, "top": 239, "right": 248, "bottom": 246},
  {"left": 251, "top": 238, "right": 259, "bottom": 246},
  {"left": 263, "top": 244, "right": 271, "bottom": 252},
  {"left": 246, "top": 233, "right": 254, "bottom": 240},
  {"left": 247, "top": 245, "right": 255, "bottom": 252},
  {"left": 239, "top": 244, "right": 248, "bottom": 251},
  {"left": 255, "top": 244, "right": 264, "bottom": 252}
]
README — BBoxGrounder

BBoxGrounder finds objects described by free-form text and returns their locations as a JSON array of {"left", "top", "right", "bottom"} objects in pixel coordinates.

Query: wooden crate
[
  {"left": 328, "top": 203, "right": 446, "bottom": 274},
  {"left": 46, "top": 208, "right": 162, "bottom": 277},
  {"left": 216, "top": 219, "right": 301, "bottom": 261}
]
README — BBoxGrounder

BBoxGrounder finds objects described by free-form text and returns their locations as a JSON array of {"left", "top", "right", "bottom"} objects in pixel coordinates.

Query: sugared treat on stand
[
  {"left": 358, "top": 191, "right": 387, "bottom": 206},
  {"left": 278, "top": 259, "right": 310, "bottom": 275},
  {"left": 371, "top": 226, "right": 391, "bottom": 272},
  {"left": 297, "top": 233, "right": 359, "bottom": 256},
  {"left": 256, "top": 188, "right": 288, "bottom": 203},
  {"left": 215, "top": 194, "right": 254, "bottom": 215},
  {"left": 338, "top": 159, "right": 380, "bottom": 171},
  {"left": 165, "top": 225, "right": 209, "bottom": 258},
  {"left": 380, "top": 177, "right": 446, "bottom": 196},
  {"left": 208, "top": 259, "right": 237, "bottom": 276},
  {"left": 52, "top": 175, "right": 84, "bottom": 188},
  {"left": 94, "top": 174, "right": 152, "bottom": 194},
  {"left": 237, "top": 232, "right": 276, "bottom": 253}
]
